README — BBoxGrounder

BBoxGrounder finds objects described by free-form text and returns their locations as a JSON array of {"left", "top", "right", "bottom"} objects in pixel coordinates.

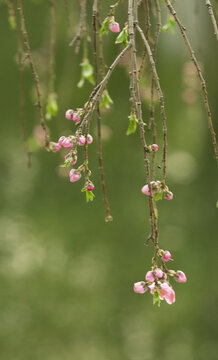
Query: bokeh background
[{"left": 0, "top": 0, "right": 217, "bottom": 359}]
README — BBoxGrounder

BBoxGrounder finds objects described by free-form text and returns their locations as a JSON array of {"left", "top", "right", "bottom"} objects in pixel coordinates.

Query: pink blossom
[
  {"left": 159, "top": 283, "right": 176, "bottom": 304},
  {"left": 133, "top": 281, "right": 147, "bottom": 294},
  {"left": 78, "top": 135, "right": 86, "bottom": 146},
  {"left": 69, "top": 169, "right": 81, "bottom": 183},
  {"left": 155, "top": 268, "right": 163, "bottom": 279},
  {"left": 62, "top": 138, "right": 73, "bottom": 149},
  {"left": 148, "top": 282, "right": 155, "bottom": 294},
  {"left": 70, "top": 159, "right": 77, "bottom": 166},
  {"left": 152, "top": 144, "right": 158, "bottom": 152},
  {"left": 162, "top": 250, "right": 171, "bottom": 262},
  {"left": 58, "top": 136, "right": 66, "bottom": 146},
  {"left": 72, "top": 113, "right": 80, "bottom": 123},
  {"left": 65, "top": 109, "right": 74, "bottom": 120},
  {"left": 87, "top": 134, "right": 93, "bottom": 144},
  {"left": 109, "top": 22, "right": 120, "bottom": 33},
  {"left": 164, "top": 191, "right": 173, "bottom": 200},
  {"left": 87, "top": 184, "right": 94, "bottom": 191},
  {"left": 141, "top": 184, "right": 150, "bottom": 196},
  {"left": 145, "top": 271, "right": 155, "bottom": 283},
  {"left": 52, "top": 142, "right": 61, "bottom": 152},
  {"left": 175, "top": 270, "right": 187, "bottom": 283}
]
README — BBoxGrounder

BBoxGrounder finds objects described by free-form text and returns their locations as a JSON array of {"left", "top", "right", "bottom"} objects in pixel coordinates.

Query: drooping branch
[
  {"left": 17, "top": 0, "right": 50, "bottom": 148},
  {"left": 205, "top": 0, "right": 218, "bottom": 43},
  {"left": 93, "top": 0, "right": 113, "bottom": 222},
  {"left": 136, "top": 24, "right": 168, "bottom": 183},
  {"left": 164, "top": 0, "right": 218, "bottom": 161}
]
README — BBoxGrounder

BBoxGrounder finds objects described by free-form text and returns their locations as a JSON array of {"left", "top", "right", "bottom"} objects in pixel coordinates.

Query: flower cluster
[
  {"left": 133, "top": 249, "right": 187, "bottom": 306},
  {"left": 48, "top": 109, "right": 95, "bottom": 201},
  {"left": 141, "top": 181, "right": 173, "bottom": 201}
]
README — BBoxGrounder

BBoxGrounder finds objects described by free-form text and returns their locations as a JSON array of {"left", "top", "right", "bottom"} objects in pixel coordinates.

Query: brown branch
[
  {"left": 136, "top": 24, "right": 168, "bottom": 183},
  {"left": 17, "top": 0, "right": 50, "bottom": 148},
  {"left": 93, "top": 0, "right": 112, "bottom": 222},
  {"left": 69, "top": 0, "right": 87, "bottom": 54},
  {"left": 205, "top": 0, "right": 218, "bottom": 43},
  {"left": 165, "top": 0, "right": 218, "bottom": 161}
]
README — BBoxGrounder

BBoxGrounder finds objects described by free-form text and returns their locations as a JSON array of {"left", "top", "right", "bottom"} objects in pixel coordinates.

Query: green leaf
[
  {"left": 126, "top": 114, "right": 138, "bottom": 135},
  {"left": 77, "top": 59, "right": 94, "bottom": 88},
  {"left": 60, "top": 160, "right": 71, "bottom": 168},
  {"left": 162, "top": 17, "right": 176, "bottom": 33},
  {"left": 85, "top": 190, "right": 95, "bottom": 202},
  {"left": 153, "top": 288, "right": 161, "bottom": 307},
  {"left": 115, "top": 27, "right": 128, "bottom": 47},
  {"left": 100, "top": 90, "right": 113, "bottom": 109},
  {"left": 155, "top": 191, "right": 163, "bottom": 202},
  {"left": 77, "top": 78, "right": 85, "bottom": 88},
  {"left": 100, "top": 18, "right": 110, "bottom": 36},
  {"left": 8, "top": 16, "right": 16, "bottom": 30},
  {"left": 45, "top": 94, "right": 58, "bottom": 121}
]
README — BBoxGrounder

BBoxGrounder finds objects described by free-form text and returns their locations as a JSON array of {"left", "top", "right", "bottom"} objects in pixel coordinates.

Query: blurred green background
[{"left": 0, "top": 1, "right": 217, "bottom": 359}]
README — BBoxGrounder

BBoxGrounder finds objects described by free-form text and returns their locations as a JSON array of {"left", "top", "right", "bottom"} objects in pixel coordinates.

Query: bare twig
[
  {"left": 17, "top": 0, "right": 50, "bottom": 148},
  {"left": 205, "top": 0, "right": 218, "bottom": 42},
  {"left": 165, "top": 0, "right": 218, "bottom": 161},
  {"left": 93, "top": 0, "right": 112, "bottom": 222}
]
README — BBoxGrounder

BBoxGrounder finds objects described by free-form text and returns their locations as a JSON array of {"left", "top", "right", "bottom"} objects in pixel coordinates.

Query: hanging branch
[
  {"left": 164, "top": 0, "right": 218, "bottom": 161},
  {"left": 69, "top": 0, "right": 87, "bottom": 53},
  {"left": 150, "top": 0, "right": 161, "bottom": 180},
  {"left": 205, "top": 0, "right": 218, "bottom": 43},
  {"left": 128, "top": 0, "right": 158, "bottom": 244},
  {"left": 136, "top": 25, "right": 168, "bottom": 183},
  {"left": 93, "top": 0, "right": 113, "bottom": 222},
  {"left": 17, "top": 0, "right": 50, "bottom": 148}
]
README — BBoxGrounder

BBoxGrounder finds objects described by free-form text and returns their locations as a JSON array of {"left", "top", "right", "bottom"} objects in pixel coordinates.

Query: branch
[
  {"left": 164, "top": 0, "right": 218, "bottom": 161},
  {"left": 205, "top": 0, "right": 218, "bottom": 43}
]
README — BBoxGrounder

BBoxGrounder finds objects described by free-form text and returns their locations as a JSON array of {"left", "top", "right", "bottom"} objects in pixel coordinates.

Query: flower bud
[
  {"left": 87, "top": 183, "right": 94, "bottom": 191},
  {"left": 162, "top": 250, "right": 171, "bottom": 262},
  {"left": 58, "top": 136, "right": 66, "bottom": 146},
  {"left": 141, "top": 184, "right": 150, "bottom": 195},
  {"left": 133, "top": 281, "right": 147, "bottom": 294},
  {"left": 145, "top": 271, "right": 155, "bottom": 283},
  {"left": 164, "top": 191, "right": 173, "bottom": 200},
  {"left": 87, "top": 134, "right": 93, "bottom": 144},
  {"left": 50, "top": 142, "right": 61, "bottom": 152},
  {"left": 62, "top": 138, "right": 73, "bottom": 149},
  {"left": 69, "top": 169, "right": 81, "bottom": 183},
  {"left": 78, "top": 135, "right": 86, "bottom": 146},
  {"left": 152, "top": 144, "right": 158, "bottom": 152},
  {"left": 72, "top": 113, "right": 80, "bottom": 123},
  {"left": 65, "top": 109, "right": 74, "bottom": 120},
  {"left": 109, "top": 21, "right": 120, "bottom": 33},
  {"left": 155, "top": 268, "right": 163, "bottom": 279},
  {"left": 175, "top": 270, "right": 187, "bottom": 283}
]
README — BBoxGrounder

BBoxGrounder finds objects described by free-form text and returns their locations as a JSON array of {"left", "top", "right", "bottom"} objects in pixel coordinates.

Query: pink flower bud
[
  {"left": 69, "top": 169, "right": 81, "bottom": 183},
  {"left": 65, "top": 109, "right": 74, "bottom": 120},
  {"left": 62, "top": 138, "right": 73, "bottom": 149},
  {"left": 87, "top": 134, "right": 93, "bottom": 144},
  {"left": 78, "top": 135, "right": 86, "bottom": 146},
  {"left": 109, "top": 21, "right": 120, "bottom": 33},
  {"left": 72, "top": 113, "right": 80, "bottom": 123},
  {"left": 70, "top": 159, "right": 77, "bottom": 166},
  {"left": 58, "top": 136, "right": 66, "bottom": 146},
  {"left": 164, "top": 191, "right": 173, "bottom": 200},
  {"left": 141, "top": 184, "right": 150, "bottom": 196},
  {"left": 133, "top": 281, "right": 147, "bottom": 294},
  {"left": 148, "top": 282, "right": 155, "bottom": 294},
  {"left": 145, "top": 271, "right": 155, "bottom": 283},
  {"left": 155, "top": 268, "right": 163, "bottom": 279},
  {"left": 162, "top": 250, "right": 171, "bottom": 262},
  {"left": 152, "top": 144, "right": 158, "bottom": 152},
  {"left": 175, "top": 270, "right": 187, "bottom": 283},
  {"left": 50, "top": 142, "right": 61, "bottom": 152},
  {"left": 87, "top": 183, "right": 94, "bottom": 191}
]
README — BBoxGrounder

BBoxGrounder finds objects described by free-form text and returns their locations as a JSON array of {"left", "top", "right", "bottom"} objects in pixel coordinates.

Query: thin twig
[
  {"left": 17, "top": 0, "right": 50, "bottom": 148},
  {"left": 165, "top": 0, "right": 218, "bottom": 161},
  {"left": 69, "top": 0, "right": 87, "bottom": 54},
  {"left": 136, "top": 24, "right": 168, "bottom": 183},
  {"left": 205, "top": 0, "right": 218, "bottom": 42},
  {"left": 93, "top": 0, "right": 112, "bottom": 222}
]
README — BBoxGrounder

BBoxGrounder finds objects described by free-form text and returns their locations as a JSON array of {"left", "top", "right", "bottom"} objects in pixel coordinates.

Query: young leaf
[
  {"left": 77, "top": 59, "right": 94, "bottom": 88},
  {"left": 155, "top": 191, "right": 163, "bottom": 202},
  {"left": 153, "top": 288, "right": 161, "bottom": 307},
  {"left": 100, "top": 90, "right": 113, "bottom": 109},
  {"left": 162, "top": 17, "right": 176, "bottom": 33},
  {"left": 115, "top": 27, "right": 128, "bottom": 47},
  {"left": 126, "top": 114, "right": 138, "bottom": 135},
  {"left": 100, "top": 18, "right": 110, "bottom": 36},
  {"left": 45, "top": 93, "right": 58, "bottom": 121},
  {"left": 85, "top": 190, "right": 95, "bottom": 202}
]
